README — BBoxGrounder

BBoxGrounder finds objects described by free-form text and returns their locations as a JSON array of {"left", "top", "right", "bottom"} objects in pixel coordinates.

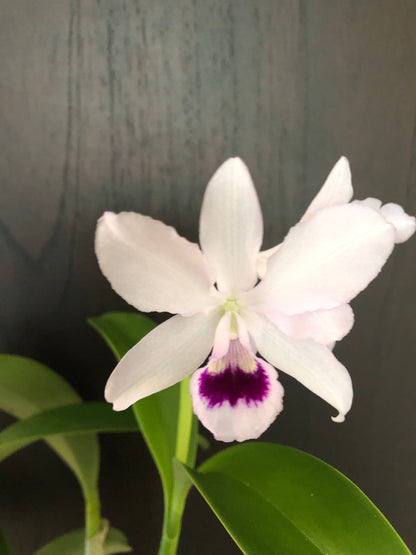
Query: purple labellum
[{"left": 198, "top": 361, "right": 270, "bottom": 408}]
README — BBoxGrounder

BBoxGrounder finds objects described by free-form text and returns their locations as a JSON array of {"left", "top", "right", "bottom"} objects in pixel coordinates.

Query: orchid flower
[{"left": 95, "top": 157, "right": 415, "bottom": 442}]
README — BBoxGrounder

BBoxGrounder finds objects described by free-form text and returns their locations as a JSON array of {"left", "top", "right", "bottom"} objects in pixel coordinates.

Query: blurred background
[{"left": 1, "top": 1, "right": 415, "bottom": 553}]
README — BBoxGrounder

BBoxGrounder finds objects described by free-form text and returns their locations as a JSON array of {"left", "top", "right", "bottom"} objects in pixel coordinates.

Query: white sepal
[
  {"left": 248, "top": 203, "right": 395, "bottom": 314},
  {"left": 199, "top": 158, "right": 263, "bottom": 295},
  {"left": 301, "top": 156, "right": 353, "bottom": 222},
  {"left": 256, "top": 157, "right": 353, "bottom": 279},
  {"left": 95, "top": 212, "right": 216, "bottom": 315}
]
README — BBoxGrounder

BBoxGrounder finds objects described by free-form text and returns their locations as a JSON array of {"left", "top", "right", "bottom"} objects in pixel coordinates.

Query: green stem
[
  {"left": 175, "top": 377, "right": 194, "bottom": 464},
  {"left": 158, "top": 377, "right": 196, "bottom": 555},
  {"left": 85, "top": 489, "right": 101, "bottom": 538},
  {"left": 158, "top": 469, "right": 190, "bottom": 555},
  {"left": 159, "top": 532, "right": 179, "bottom": 555},
  {"left": 84, "top": 488, "right": 103, "bottom": 555},
  {"left": 159, "top": 507, "right": 181, "bottom": 555}
]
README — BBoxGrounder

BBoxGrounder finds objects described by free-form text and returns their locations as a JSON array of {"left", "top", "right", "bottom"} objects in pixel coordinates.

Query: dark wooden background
[{"left": 1, "top": 1, "right": 415, "bottom": 553}]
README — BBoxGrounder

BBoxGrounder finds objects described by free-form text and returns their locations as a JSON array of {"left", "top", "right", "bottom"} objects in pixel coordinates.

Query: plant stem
[
  {"left": 159, "top": 532, "right": 179, "bottom": 555},
  {"left": 85, "top": 489, "right": 101, "bottom": 538},
  {"left": 175, "top": 377, "right": 194, "bottom": 464},
  {"left": 158, "top": 377, "right": 196, "bottom": 555},
  {"left": 158, "top": 471, "right": 190, "bottom": 555},
  {"left": 84, "top": 488, "right": 103, "bottom": 555},
  {"left": 159, "top": 507, "right": 181, "bottom": 555}
]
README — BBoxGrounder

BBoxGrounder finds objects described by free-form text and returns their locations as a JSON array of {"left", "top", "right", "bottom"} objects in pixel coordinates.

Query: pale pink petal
[
  {"left": 246, "top": 204, "right": 395, "bottom": 315},
  {"left": 380, "top": 203, "right": 415, "bottom": 243},
  {"left": 267, "top": 305, "right": 354, "bottom": 345},
  {"left": 105, "top": 311, "right": 221, "bottom": 411},
  {"left": 211, "top": 312, "right": 232, "bottom": 359},
  {"left": 301, "top": 157, "right": 353, "bottom": 222},
  {"left": 191, "top": 358, "right": 284, "bottom": 442},
  {"left": 244, "top": 311, "right": 353, "bottom": 422},
  {"left": 234, "top": 312, "right": 254, "bottom": 352},
  {"left": 256, "top": 245, "right": 281, "bottom": 279},
  {"left": 199, "top": 158, "right": 263, "bottom": 295},
  {"left": 96, "top": 212, "right": 216, "bottom": 315},
  {"left": 353, "top": 199, "right": 416, "bottom": 244},
  {"left": 354, "top": 197, "right": 382, "bottom": 211},
  {"left": 256, "top": 158, "right": 352, "bottom": 279}
]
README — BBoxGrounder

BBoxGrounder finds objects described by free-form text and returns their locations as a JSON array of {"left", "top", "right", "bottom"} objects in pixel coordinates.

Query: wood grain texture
[{"left": 1, "top": 1, "right": 415, "bottom": 553}]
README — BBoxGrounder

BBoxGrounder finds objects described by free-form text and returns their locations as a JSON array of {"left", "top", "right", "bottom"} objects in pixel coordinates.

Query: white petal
[
  {"left": 353, "top": 199, "right": 416, "bottom": 244},
  {"left": 95, "top": 212, "right": 216, "bottom": 315},
  {"left": 105, "top": 311, "right": 221, "bottom": 411},
  {"left": 256, "top": 245, "right": 281, "bottom": 279},
  {"left": 235, "top": 312, "right": 254, "bottom": 351},
  {"left": 244, "top": 311, "right": 353, "bottom": 422},
  {"left": 380, "top": 203, "right": 416, "bottom": 243},
  {"left": 211, "top": 312, "right": 232, "bottom": 359},
  {"left": 255, "top": 158, "right": 352, "bottom": 280},
  {"left": 354, "top": 197, "right": 382, "bottom": 211},
  {"left": 190, "top": 359, "right": 284, "bottom": 442},
  {"left": 301, "top": 157, "right": 353, "bottom": 222},
  {"left": 199, "top": 158, "right": 263, "bottom": 295},
  {"left": 267, "top": 305, "right": 354, "bottom": 345},
  {"left": 247, "top": 204, "right": 395, "bottom": 314}
]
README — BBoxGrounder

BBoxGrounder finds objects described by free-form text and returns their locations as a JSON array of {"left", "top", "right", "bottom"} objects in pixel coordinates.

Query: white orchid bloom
[{"left": 95, "top": 157, "right": 415, "bottom": 442}]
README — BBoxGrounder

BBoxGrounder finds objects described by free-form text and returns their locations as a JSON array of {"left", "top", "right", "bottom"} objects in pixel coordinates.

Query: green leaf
[
  {"left": 103, "top": 527, "right": 132, "bottom": 554},
  {"left": 89, "top": 312, "right": 194, "bottom": 491},
  {"left": 185, "top": 442, "right": 411, "bottom": 555},
  {"left": 0, "top": 355, "right": 99, "bottom": 496},
  {"left": 35, "top": 524, "right": 132, "bottom": 555},
  {"left": 133, "top": 384, "right": 181, "bottom": 494},
  {"left": 0, "top": 402, "right": 137, "bottom": 464},
  {"left": 90, "top": 312, "right": 198, "bottom": 548},
  {"left": 88, "top": 311, "right": 156, "bottom": 361}
]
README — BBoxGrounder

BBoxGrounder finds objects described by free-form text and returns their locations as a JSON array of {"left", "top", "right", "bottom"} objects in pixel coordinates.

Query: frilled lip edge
[{"left": 190, "top": 357, "right": 285, "bottom": 443}]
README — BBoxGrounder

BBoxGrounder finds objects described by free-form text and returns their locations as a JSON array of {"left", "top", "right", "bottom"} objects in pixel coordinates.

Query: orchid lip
[
  {"left": 198, "top": 359, "right": 271, "bottom": 408},
  {"left": 198, "top": 339, "right": 271, "bottom": 408}
]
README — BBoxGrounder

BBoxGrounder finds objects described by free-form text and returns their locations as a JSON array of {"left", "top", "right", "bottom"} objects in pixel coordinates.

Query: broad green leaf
[
  {"left": 0, "top": 355, "right": 99, "bottom": 495},
  {"left": 88, "top": 312, "right": 156, "bottom": 361},
  {"left": 35, "top": 524, "right": 132, "bottom": 555},
  {"left": 102, "top": 527, "right": 132, "bottom": 554},
  {"left": 133, "top": 384, "right": 181, "bottom": 494},
  {"left": 90, "top": 312, "right": 198, "bottom": 531},
  {"left": 0, "top": 402, "right": 137, "bottom": 463},
  {"left": 185, "top": 443, "right": 411, "bottom": 555}
]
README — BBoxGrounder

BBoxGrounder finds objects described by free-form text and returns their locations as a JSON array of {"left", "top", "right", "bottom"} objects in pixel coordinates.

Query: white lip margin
[{"left": 190, "top": 358, "right": 284, "bottom": 443}]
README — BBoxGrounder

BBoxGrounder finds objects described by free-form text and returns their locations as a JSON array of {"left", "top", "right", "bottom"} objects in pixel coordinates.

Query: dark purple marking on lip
[{"left": 198, "top": 362, "right": 270, "bottom": 408}]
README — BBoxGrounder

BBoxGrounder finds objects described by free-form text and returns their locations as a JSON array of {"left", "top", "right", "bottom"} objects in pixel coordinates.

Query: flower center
[
  {"left": 207, "top": 339, "right": 257, "bottom": 375},
  {"left": 223, "top": 297, "right": 240, "bottom": 313}
]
